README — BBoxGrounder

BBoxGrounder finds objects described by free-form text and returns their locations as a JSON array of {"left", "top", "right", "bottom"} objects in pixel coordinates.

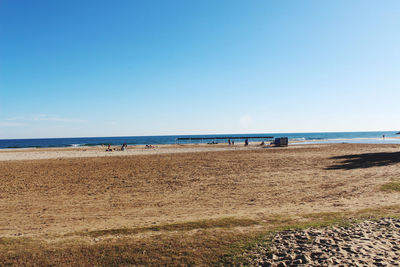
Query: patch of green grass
[
  {"left": 263, "top": 214, "right": 297, "bottom": 225},
  {"left": 381, "top": 180, "right": 400, "bottom": 192},
  {"left": 219, "top": 232, "right": 273, "bottom": 266},
  {"left": 0, "top": 229, "right": 251, "bottom": 267},
  {"left": 77, "top": 217, "right": 258, "bottom": 238},
  {"left": 354, "top": 205, "right": 400, "bottom": 220}
]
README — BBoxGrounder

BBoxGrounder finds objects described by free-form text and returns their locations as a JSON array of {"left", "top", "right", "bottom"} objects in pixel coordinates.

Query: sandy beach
[
  {"left": 3, "top": 0, "right": 399, "bottom": 264},
  {"left": 0, "top": 143, "right": 263, "bottom": 161},
  {"left": 0, "top": 143, "right": 399, "bottom": 265}
]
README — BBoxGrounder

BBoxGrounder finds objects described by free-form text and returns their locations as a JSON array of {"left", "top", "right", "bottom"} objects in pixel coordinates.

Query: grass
[
  {"left": 76, "top": 217, "right": 258, "bottom": 238},
  {"left": 381, "top": 180, "right": 400, "bottom": 192},
  {"left": 1, "top": 230, "right": 250, "bottom": 266},
  {"left": 2, "top": 206, "right": 399, "bottom": 266}
]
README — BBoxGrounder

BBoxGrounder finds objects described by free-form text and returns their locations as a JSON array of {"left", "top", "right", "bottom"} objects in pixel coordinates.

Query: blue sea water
[{"left": 0, "top": 131, "right": 399, "bottom": 149}]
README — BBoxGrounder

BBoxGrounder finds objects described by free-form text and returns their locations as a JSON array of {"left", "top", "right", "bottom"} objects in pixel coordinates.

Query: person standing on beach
[
  {"left": 228, "top": 139, "right": 231, "bottom": 145},
  {"left": 121, "top": 143, "right": 127, "bottom": 151}
]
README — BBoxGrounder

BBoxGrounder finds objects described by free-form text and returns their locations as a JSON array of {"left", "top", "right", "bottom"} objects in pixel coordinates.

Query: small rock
[{"left": 293, "top": 259, "right": 302, "bottom": 264}]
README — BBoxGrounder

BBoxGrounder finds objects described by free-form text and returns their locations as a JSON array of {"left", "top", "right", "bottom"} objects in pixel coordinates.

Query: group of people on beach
[
  {"left": 104, "top": 143, "right": 158, "bottom": 151},
  {"left": 227, "top": 138, "right": 264, "bottom": 146},
  {"left": 228, "top": 138, "right": 249, "bottom": 146},
  {"left": 103, "top": 139, "right": 267, "bottom": 151},
  {"left": 104, "top": 143, "right": 127, "bottom": 151}
]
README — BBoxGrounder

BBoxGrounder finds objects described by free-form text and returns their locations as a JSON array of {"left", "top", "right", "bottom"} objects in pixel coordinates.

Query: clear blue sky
[{"left": 1, "top": 0, "right": 399, "bottom": 138}]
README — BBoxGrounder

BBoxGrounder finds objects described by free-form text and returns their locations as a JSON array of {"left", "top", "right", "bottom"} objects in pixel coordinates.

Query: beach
[
  {"left": 4, "top": 0, "right": 399, "bottom": 265},
  {"left": 0, "top": 143, "right": 399, "bottom": 265},
  {"left": 0, "top": 143, "right": 260, "bottom": 161}
]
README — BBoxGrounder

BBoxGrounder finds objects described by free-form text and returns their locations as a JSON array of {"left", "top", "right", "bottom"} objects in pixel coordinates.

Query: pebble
[{"left": 246, "top": 218, "right": 400, "bottom": 266}]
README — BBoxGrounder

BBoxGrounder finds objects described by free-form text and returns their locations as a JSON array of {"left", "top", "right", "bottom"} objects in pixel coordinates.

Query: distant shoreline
[
  {"left": 1, "top": 141, "right": 400, "bottom": 161},
  {"left": 0, "top": 131, "right": 399, "bottom": 149},
  {"left": 1, "top": 136, "right": 400, "bottom": 150}
]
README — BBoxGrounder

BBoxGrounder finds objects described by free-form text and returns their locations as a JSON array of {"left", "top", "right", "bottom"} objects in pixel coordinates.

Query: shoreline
[
  {"left": 0, "top": 141, "right": 399, "bottom": 161},
  {"left": 0, "top": 136, "right": 399, "bottom": 150},
  {"left": 0, "top": 143, "right": 271, "bottom": 161}
]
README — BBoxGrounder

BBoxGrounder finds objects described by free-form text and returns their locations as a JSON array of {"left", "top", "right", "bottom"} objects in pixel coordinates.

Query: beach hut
[{"left": 272, "top": 137, "right": 288, "bottom": 147}]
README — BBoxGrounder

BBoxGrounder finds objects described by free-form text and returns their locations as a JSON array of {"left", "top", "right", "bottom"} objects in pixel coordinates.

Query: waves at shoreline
[{"left": 295, "top": 137, "right": 400, "bottom": 145}]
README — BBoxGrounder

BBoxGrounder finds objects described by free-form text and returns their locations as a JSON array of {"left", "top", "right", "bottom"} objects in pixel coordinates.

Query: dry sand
[
  {"left": 0, "top": 143, "right": 399, "bottom": 265},
  {"left": 1, "top": 143, "right": 399, "bottom": 237},
  {"left": 0, "top": 143, "right": 257, "bottom": 161}
]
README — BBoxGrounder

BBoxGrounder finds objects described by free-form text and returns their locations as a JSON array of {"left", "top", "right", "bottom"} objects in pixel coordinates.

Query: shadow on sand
[{"left": 326, "top": 151, "right": 400, "bottom": 170}]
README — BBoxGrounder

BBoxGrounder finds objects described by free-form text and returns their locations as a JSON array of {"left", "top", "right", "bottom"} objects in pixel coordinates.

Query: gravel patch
[{"left": 248, "top": 218, "right": 400, "bottom": 266}]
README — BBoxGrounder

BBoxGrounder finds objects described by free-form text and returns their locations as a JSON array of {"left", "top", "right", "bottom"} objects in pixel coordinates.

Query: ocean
[{"left": 0, "top": 131, "right": 399, "bottom": 149}]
